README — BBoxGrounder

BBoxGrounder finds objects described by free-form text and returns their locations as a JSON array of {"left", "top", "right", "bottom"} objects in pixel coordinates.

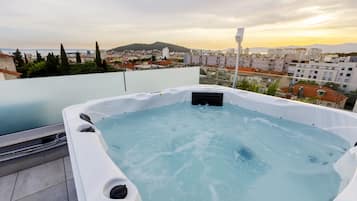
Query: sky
[{"left": 1, "top": 0, "right": 357, "bottom": 50}]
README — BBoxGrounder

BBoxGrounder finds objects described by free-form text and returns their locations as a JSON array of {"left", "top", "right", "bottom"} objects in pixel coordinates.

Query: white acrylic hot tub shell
[{"left": 62, "top": 85, "right": 357, "bottom": 201}]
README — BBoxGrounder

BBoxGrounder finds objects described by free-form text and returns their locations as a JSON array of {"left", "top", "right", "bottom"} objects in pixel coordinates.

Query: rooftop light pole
[{"left": 232, "top": 27, "right": 244, "bottom": 88}]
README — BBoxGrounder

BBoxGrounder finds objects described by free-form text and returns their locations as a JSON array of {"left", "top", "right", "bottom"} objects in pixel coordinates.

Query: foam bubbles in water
[{"left": 96, "top": 103, "right": 348, "bottom": 201}]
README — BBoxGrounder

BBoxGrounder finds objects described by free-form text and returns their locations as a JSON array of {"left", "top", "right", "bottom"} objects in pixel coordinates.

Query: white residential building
[
  {"left": 307, "top": 48, "right": 323, "bottom": 61},
  {"left": 250, "top": 55, "right": 285, "bottom": 72},
  {"left": 162, "top": 47, "right": 169, "bottom": 59},
  {"left": 292, "top": 62, "right": 357, "bottom": 91},
  {"left": 205, "top": 55, "right": 218, "bottom": 66},
  {"left": 0, "top": 53, "right": 19, "bottom": 80},
  {"left": 184, "top": 53, "right": 192, "bottom": 65},
  {"left": 191, "top": 55, "right": 201, "bottom": 65}
]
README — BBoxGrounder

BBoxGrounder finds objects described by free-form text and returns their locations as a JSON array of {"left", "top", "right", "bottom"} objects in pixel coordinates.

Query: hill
[{"left": 109, "top": 42, "right": 190, "bottom": 52}]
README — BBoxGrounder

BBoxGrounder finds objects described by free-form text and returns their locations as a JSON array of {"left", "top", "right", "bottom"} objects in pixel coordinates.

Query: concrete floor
[{"left": 0, "top": 156, "right": 77, "bottom": 201}]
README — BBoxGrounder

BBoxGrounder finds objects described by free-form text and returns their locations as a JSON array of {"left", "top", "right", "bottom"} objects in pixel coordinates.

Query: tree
[
  {"left": 27, "top": 61, "right": 47, "bottom": 77},
  {"left": 76, "top": 52, "right": 82, "bottom": 64},
  {"left": 24, "top": 54, "right": 28, "bottom": 64},
  {"left": 46, "top": 52, "right": 59, "bottom": 74},
  {"left": 35, "top": 51, "right": 44, "bottom": 62},
  {"left": 60, "top": 43, "right": 69, "bottom": 73},
  {"left": 95, "top": 41, "right": 102, "bottom": 67},
  {"left": 12, "top": 49, "right": 25, "bottom": 68},
  {"left": 102, "top": 60, "right": 108, "bottom": 71},
  {"left": 151, "top": 55, "right": 156, "bottom": 62}
]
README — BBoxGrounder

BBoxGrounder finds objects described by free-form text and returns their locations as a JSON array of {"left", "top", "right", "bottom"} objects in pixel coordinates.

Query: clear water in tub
[{"left": 95, "top": 103, "right": 348, "bottom": 201}]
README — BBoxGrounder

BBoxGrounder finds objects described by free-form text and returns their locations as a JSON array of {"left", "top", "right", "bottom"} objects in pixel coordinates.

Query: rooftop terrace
[
  {"left": 0, "top": 156, "right": 77, "bottom": 201},
  {"left": 1, "top": 67, "right": 357, "bottom": 201}
]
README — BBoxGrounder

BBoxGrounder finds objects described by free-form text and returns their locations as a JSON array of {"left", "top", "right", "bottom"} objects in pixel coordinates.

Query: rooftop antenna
[{"left": 232, "top": 27, "right": 244, "bottom": 88}]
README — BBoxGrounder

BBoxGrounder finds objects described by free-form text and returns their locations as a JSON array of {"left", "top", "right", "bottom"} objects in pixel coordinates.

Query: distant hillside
[{"left": 109, "top": 42, "right": 190, "bottom": 52}]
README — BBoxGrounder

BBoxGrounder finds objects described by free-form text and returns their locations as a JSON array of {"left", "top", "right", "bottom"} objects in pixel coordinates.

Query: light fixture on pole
[{"left": 232, "top": 27, "right": 244, "bottom": 88}]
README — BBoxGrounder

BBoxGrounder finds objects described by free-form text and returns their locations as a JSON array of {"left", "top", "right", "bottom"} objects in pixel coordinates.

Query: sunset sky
[{"left": 1, "top": 0, "right": 356, "bottom": 49}]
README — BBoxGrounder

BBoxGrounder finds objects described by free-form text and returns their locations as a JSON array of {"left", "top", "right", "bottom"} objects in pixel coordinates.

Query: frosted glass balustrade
[{"left": 0, "top": 67, "right": 200, "bottom": 135}]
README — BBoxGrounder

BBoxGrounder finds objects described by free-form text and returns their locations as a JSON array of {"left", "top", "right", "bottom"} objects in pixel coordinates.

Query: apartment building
[
  {"left": 0, "top": 53, "right": 20, "bottom": 80},
  {"left": 293, "top": 61, "right": 357, "bottom": 91},
  {"left": 184, "top": 47, "right": 323, "bottom": 73},
  {"left": 250, "top": 55, "right": 286, "bottom": 72}
]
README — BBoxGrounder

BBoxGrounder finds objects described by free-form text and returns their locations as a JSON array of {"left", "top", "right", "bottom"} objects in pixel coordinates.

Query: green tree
[
  {"left": 266, "top": 81, "right": 279, "bottom": 96},
  {"left": 46, "top": 53, "right": 59, "bottom": 75},
  {"left": 60, "top": 44, "right": 69, "bottom": 73},
  {"left": 76, "top": 52, "right": 82, "bottom": 64},
  {"left": 27, "top": 61, "right": 47, "bottom": 77},
  {"left": 95, "top": 41, "right": 102, "bottom": 67},
  {"left": 102, "top": 60, "right": 108, "bottom": 71},
  {"left": 35, "top": 51, "right": 44, "bottom": 62},
  {"left": 19, "top": 63, "right": 31, "bottom": 78},
  {"left": 24, "top": 54, "right": 28, "bottom": 64},
  {"left": 69, "top": 62, "right": 102, "bottom": 75},
  {"left": 151, "top": 55, "right": 156, "bottom": 62},
  {"left": 12, "top": 49, "right": 25, "bottom": 68}
]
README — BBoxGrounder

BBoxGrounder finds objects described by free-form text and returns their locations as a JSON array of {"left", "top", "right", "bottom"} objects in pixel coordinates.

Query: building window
[
  {"left": 342, "top": 68, "right": 345, "bottom": 71},
  {"left": 300, "top": 75, "right": 304, "bottom": 77},
  {"left": 308, "top": 75, "right": 311, "bottom": 78},
  {"left": 347, "top": 73, "right": 351, "bottom": 77},
  {"left": 297, "top": 69, "right": 301, "bottom": 72},
  {"left": 313, "top": 76, "right": 317, "bottom": 79},
  {"left": 314, "top": 71, "right": 318, "bottom": 74},
  {"left": 340, "top": 73, "right": 343, "bottom": 76},
  {"left": 343, "top": 85, "right": 347, "bottom": 88},
  {"left": 348, "top": 68, "right": 353, "bottom": 71}
]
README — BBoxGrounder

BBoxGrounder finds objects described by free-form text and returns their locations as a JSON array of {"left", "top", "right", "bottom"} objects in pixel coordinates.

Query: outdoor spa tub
[{"left": 62, "top": 85, "right": 357, "bottom": 201}]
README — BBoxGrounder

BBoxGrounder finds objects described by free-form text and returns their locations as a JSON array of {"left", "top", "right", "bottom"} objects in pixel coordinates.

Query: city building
[
  {"left": 307, "top": 48, "right": 323, "bottom": 61},
  {"left": 162, "top": 47, "right": 169, "bottom": 59},
  {"left": 250, "top": 54, "right": 285, "bottom": 72},
  {"left": 0, "top": 53, "right": 20, "bottom": 80},
  {"left": 284, "top": 83, "right": 348, "bottom": 109},
  {"left": 292, "top": 61, "right": 357, "bottom": 91}
]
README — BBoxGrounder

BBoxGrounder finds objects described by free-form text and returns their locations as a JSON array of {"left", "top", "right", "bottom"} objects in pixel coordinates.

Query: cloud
[{"left": 0, "top": 0, "right": 356, "bottom": 49}]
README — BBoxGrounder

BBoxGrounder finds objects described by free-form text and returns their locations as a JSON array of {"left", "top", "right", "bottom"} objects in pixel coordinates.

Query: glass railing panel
[
  {"left": 0, "top": 72, "right": 125, "bottom": 135},
  {"left": 125, "top": 67, "right": 200, "bottom": 93}
]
